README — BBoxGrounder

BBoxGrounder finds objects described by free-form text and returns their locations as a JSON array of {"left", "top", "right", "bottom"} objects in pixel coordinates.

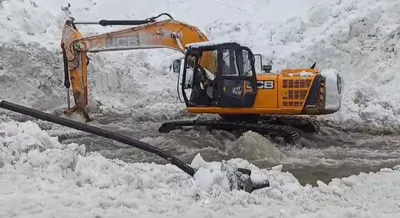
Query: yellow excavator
[{"left": 60, "top": 8, "right": 344, "bottom": 144}]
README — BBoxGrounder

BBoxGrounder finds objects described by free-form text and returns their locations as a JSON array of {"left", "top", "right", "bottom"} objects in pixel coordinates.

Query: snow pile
[
  {"left": 0, "top": 43, "right": 65, "bottom": 112},
  {"left": 1, "top": 120, "right": 400, "bottom": 217},
  {"left": 300, "top": 0, "right": 400, "bottom": 129},
  {"left": 205, "top": 0, "right": 400, "bottom": 130}
]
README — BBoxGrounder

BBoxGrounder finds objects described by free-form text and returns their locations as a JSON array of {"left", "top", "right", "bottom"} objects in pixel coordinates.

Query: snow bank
[
  {"left": 1, "top": 120, "right": 400, "bottom": 217},
  {"left": 303, "top": 0, "right": 400, "bottom": 130},
  {"left": 204, "top": 0, "right": 400, "bottom": 130}
]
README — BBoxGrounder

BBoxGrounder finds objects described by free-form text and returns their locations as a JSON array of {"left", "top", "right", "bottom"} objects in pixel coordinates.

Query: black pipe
[
  {"left": 0, "top": 100, "right": 270, "bottom": 192},
  {"left": 0, "top": 100, "right": 195, "bottom": 176}
]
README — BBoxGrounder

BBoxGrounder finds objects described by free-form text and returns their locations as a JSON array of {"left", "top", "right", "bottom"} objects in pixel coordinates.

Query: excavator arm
[{"left": 60, "top": 13, "right": 217, "bottom": 121}]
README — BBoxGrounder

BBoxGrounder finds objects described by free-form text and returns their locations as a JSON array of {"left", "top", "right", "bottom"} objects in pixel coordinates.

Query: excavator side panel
[
  {"left": 278, "top": 69, "right": 320, "bottom": 114},
  {"left": 278, "top": 72, "right": 314, "bottom": 110},
  {"left": 251, "top": 74, "right": 279, "bottom": 108}
]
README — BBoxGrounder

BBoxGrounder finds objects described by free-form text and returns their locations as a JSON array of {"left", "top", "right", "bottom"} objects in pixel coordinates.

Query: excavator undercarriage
[
  {"left": 159, "top": 115, "right": 318, "bottom": 145},
  {"left": 59, "top": 7, "right": 344, "bottom": 146}
]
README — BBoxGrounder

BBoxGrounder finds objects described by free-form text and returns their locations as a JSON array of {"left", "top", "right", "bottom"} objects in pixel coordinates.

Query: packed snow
[
  {"left": 2, "top": 120, "right": 400, "bottom": 217},
  {"left": 1, "top": 0, "right": 400, "bottom": 217}
]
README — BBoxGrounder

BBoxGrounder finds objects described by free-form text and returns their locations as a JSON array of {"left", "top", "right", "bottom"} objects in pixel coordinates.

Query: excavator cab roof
[{"left": 185, "top": 41, "right": 242, "bottom": 53}]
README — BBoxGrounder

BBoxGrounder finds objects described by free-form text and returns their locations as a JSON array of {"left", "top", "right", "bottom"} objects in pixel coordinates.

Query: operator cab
[{"left": 173, "top": 41, "right": 259, "bottom": 108}]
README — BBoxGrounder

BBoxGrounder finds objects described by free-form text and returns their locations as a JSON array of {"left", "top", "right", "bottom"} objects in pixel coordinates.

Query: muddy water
[{"left": 51, "top": 114, "right": 400, "bottom": 186}]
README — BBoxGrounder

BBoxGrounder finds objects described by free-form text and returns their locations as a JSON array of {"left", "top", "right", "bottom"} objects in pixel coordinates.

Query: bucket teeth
[{"left": 64, "top": 105, "right": 92, "bottom": 122}]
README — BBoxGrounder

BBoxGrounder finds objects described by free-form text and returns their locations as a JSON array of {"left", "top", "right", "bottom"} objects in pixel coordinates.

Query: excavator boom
[{"left": 60, "top": 13, "right": 217, "bottom": 120}]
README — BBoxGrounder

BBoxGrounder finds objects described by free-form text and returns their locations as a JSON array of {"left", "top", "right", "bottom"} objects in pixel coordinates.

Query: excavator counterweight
[{"left": 59, "top": 8, "right": 344, "bottom": 145}]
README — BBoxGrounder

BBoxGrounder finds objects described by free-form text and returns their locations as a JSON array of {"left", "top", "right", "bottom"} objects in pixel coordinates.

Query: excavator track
[
  {"left": 159, "top": 119, "right": 301, "bottom": 145},
  {"left": 259, "top": 115, "right": 320, "bottom": 133},
  {"left": 219, "top": 114, "right": 320, "bottom": 134}
]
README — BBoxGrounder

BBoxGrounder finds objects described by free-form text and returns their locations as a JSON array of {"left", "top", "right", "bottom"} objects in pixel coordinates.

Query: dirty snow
[{"left": 2, "top": 120, "right": 400, "bottom": 217}]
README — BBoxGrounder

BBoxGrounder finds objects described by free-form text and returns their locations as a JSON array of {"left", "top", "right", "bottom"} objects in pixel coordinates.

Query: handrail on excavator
[
  {"left": 61, "top": 3, "right": 174, "bottom": 25},
  {"left": 73, "top": 13, "right": 174, "bottom": 26}
]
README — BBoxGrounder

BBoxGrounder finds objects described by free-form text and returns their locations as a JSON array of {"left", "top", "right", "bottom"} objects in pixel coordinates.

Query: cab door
[{"left": 217, "top": 47, "right": 258, "bottom": 108}]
